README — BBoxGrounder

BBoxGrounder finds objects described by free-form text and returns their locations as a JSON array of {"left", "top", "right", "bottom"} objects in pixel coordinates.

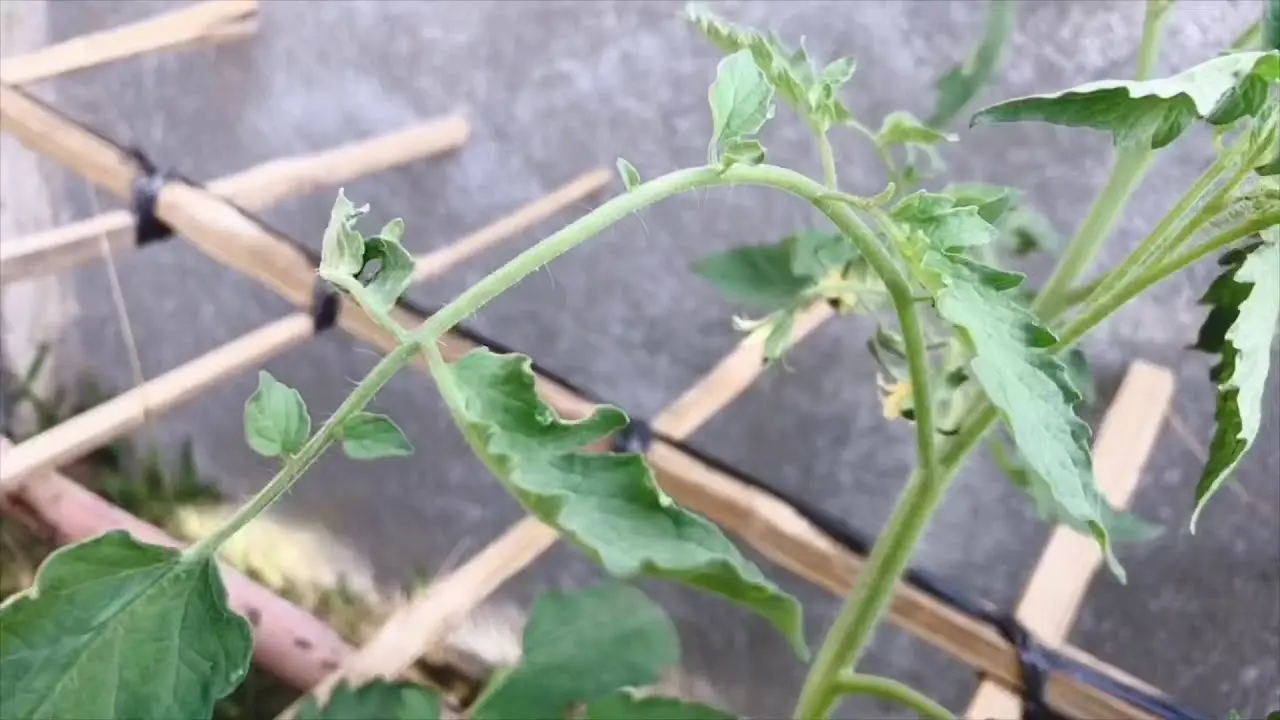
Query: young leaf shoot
[{"left": 244, "top": 370, "right": 311, "bottom": 458}]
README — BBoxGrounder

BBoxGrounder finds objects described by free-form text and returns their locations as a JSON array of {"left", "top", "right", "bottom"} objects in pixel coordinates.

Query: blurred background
[{"left": 1, "top": 0, "right": 1276, "bottom": 717}]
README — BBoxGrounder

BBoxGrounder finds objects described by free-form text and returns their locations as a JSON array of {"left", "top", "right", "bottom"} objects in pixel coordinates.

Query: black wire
[{"left": 22, "top": 81, "right": 1214, "bottom": 720}]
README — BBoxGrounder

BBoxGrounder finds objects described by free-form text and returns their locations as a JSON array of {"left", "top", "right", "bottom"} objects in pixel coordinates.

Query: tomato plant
[{"left": 2, "top": 1, "right": 1276, "bottom": 717}]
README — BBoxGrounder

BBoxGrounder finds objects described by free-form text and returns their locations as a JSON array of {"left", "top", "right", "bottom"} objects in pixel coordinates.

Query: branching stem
[
  {"left": 1030, "top": 0, "right": 1170, "bottom": 317},
  {"left": 831, "top": 672, "right": 955, "bottom": 720}
]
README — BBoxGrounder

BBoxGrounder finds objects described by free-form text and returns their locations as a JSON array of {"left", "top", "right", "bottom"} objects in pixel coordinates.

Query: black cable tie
[
  {"left": 977, "top": 611, "right": 1066, "bottom": 720},
  {"left": 126, "top": 148, "right": 175, "bottom": 247},
  {"left": 311, "top": 279, "right": 341, "bottom": 334},
  {"left": 612, "top": 418, "right": 653, "bottom": 455}
]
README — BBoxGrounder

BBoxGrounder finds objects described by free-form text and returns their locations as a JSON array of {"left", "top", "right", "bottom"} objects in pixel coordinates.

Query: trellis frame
[{"left": 0, "top": 4, "right": 1193, "bottom": 719}]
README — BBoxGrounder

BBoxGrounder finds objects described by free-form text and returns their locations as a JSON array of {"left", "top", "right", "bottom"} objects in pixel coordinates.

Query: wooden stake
[
  {"left": 0, "top": 0, "right": 258, "bottom": 87},
  {"left": 0, "top": 436, "right": 355, "bottom": 690},
  {"left": 0, "top": 314, "right": 314, "bottom": 493},
  {"left": 279, "top": 516, "right": 556, "bottom": 715},
  {"left": 653, "top": 303, "right": 833, "bottom": 438},
  {"left": 964, "top": 360, "right": 1175, "bottom": 720},
  {"left": 1, "top": 115, "right": 470, "bottom": 284},
  {"left": 411, "top": 169, "right": 611, "bottom": 283},
  {"left": 0, "top": 82, "right": 1179, "bottom": 719}
]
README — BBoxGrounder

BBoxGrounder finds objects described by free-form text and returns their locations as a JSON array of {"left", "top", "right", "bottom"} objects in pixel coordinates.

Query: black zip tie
[
  {"left": 612, "top": 418, "right": 653, "bottom": 454},
  {"left": 126, "top": 148, "right": 175, "bottom": 247},
  {"left": 311, "top": 280, "right": 340, "bottom": 334},
  {"left": 978, "top": 611, "right": 1065, "bottom": 720}
]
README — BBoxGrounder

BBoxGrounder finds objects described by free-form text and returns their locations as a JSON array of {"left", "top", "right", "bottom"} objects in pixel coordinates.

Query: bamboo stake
[
  {"left": 965, "top": 361, "right": 1175, "bottom": 720},
  {"left": 0, "top": 82, "right": 1178, "bottom": 719},
  {"left": 0, "top": 436, "right": 355, "bottom": 690},
  {"left": 0, "top": 314, "right": 315, "bottom": 493},
  {"left": 1, "top": 115, "right": 470, "bottom": 284},
  {"left": 410, "top": 170, "right": 611, "bottom": 283},
  {"left": 0, "top": 0, "right": 258, "bottom": 87},
  {"left": 284, "top": 280, "right": 832, "bottom": 715}
]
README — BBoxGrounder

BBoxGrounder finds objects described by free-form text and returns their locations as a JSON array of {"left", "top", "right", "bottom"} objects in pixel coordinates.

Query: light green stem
[
  {"left": 1075, "top": 141, "right": 1249, "bottom": 317},
  {"left": 790, "top": 202, "right": 940, "bottom": 719},
  {"left": 1030, "top": 0, "right": 1170, "bottom": 318},
  {"left": 1136, "top": 0, "right": 1174, "bottom": 80},
  {"left": 817, "top": 130, "right": 839, "bottom": 189},
  {"left": 1031, "top": 147, "right": 1152, "bottom": 317},
  {"left": 185, "top": 340, "right": 421, "bottom": 557},
  {"left": 791, "top": 462, "right": 948, "bottom": 718},
  {"left": 1057, "top": 209, "right": 1280, "bottom": 350},
  {"left": 832, "top": 672, "right": 955, "bottom": 720}
]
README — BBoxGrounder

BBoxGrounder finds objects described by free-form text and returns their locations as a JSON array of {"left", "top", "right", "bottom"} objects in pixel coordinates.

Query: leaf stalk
[{"left": 831, "top": 672, "right": 955, "bottom": 720}]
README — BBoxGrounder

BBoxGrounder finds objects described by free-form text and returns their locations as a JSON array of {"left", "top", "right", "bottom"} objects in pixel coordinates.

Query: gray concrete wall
[{"left": 7, "top": 0, "right": 1278, "bottom": 716}]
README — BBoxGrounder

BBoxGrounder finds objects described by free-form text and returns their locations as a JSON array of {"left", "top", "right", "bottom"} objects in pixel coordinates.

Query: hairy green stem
[
  {"left": 1031, "top": 0, "right": 1170, "bottom": 317},
  {"left": 791, "top": 202, "right": 940, "bottom": 719},
  {"left": 185, "top": 340, "right": 421, "bottom": 557},
  {"left": 1077, "top": 135, "right": 1263, "bottom": 318},
  {"left": 792, "top": 462, "right": 949, "bottom": 718},
  {"left": 1031, "top": 147, "right": 1153, "bottom": 317},
  {"left": 817, "top": 130, "right": 840, "bottom": 189},
  {"left": 1136, "top": 0, "right": 1175, "bottom": 80},
  {"left": 1057, "top": 209, "right": 1280, "bottom": 350},
  {"left": 831, "top": 672, "right": 955, "bottom": 720}
]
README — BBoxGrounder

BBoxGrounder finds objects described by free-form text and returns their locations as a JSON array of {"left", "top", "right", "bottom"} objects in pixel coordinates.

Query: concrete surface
[{"left": 5, "top": 0, "right": 1278, "bottom": 716}]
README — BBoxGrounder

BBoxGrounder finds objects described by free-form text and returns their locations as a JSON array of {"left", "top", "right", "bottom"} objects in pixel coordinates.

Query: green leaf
[
  {"left": 243, "top": 370, "right": 310, "bottom": 458},
  {"left": 892, "top": 192, "right": 998, "bottom": 250},
  {"left": 361, "top": 221, "right": 414, "bottom": 313},
  {"left": 897, "top": 210, "right": 1131, "bottom": 579},
  {"left": 943, "top": 183, "right": 1016, "bottom": 225},
  {"left": 787, "top": 230, "right": 857, "bottom": 281},
  {"left": 990, "top": 439, "right": 1162, "bottom": 544},
  {"left": 972, "top": 51, "right": 1280, "bottom": 149},
  {"left": 719, "top": 138, "right": 766, "bottom": 169},
  {"left": 338, "top": 412, "right": 414, "bottom": 460},
  {"left": 1063, "top": 347, "right": 1097, "bottom": 408},
  {"left": 686, "top": 3, "right": 854, "bottom": 130},
  {"left": 430, "top": 349, "right": 806, "bottom": 657},
  {"left": 0, "top": 531, "right": 252, "bottom": 719},
  {"left": 586, "top": 693, "right": 735, "bottom": 720},
  {"left": 296, "top": 680, "right": 440, "bottom": 719},
  {"left": 470, "top": 584, "right": 679, "bottom": 719},
  {"left": 708, "top": 49, "right": 776, "bottom": 164},
  {"left": 693, "top": 243, "right": 813, "bottom": 311},
  {"left": 929, "top": 0, "right": 1016, "bottom": 128},
  {"left": 1190, "top": 240, "right": 1280, "bottom": 530},
  {"left": 618, "top": 158, "right": 641, "bottom": 191},
  {"left": 877, "top": 110, "right": 958, "bottom": 149},
  {"left": 320, "top": 189, "right": 369, "bottom": 279}
]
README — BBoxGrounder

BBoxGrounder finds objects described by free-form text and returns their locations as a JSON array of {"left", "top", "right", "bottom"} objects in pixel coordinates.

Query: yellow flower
[{"left": 877, "top": 376, "right": 914, "bottom": 421}]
